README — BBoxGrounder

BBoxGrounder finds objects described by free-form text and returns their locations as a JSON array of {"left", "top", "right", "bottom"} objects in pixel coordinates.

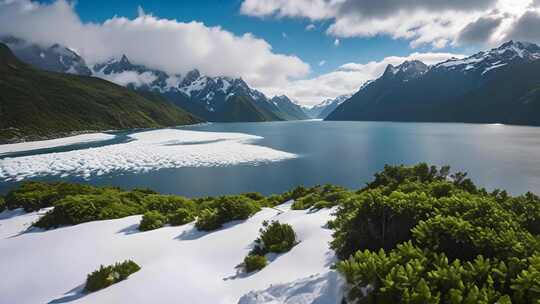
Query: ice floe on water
[
  {"left": 0, "top": 133, "right": 115, "bottom": 156},
  {"left": 0, "top": 202, "right": 342, "bottom": 304},
  {"left": 0, "top": 129, "right": 297, "bottom": 181}
]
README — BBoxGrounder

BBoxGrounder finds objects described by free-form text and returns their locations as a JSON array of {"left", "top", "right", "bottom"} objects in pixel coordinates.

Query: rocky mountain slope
[
  {"left": 93, "top": 55, "right": 307, "bottom": 122},
  {"left": 327, "top": 41, "right": 540, "bottom": 125},
  {"left": 0, "top": 43, "right": 199, "bottom": 144},
  {"left": 3, "top": 37, "right": 308, "bottom": 123},
  {"left": 303, "top": 95, "right": 351, "bottom": 119}
]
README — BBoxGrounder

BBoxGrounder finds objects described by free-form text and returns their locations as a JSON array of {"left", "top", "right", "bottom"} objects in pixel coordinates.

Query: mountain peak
[
  {"left": 383, "top": 60, "right": 428, "bottom": 80},
  {"left": 494, "top": 40, "right": 540, "bottom": 57},
  {"left": 399, "top": 60, "right": 427, "bottom": 69},
  {"left": 120, "top": 54, "right": 130, "bottom": 65}
]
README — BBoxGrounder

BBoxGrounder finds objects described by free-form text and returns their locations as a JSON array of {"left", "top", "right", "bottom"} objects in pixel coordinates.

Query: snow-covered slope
[
  {"left": 0, "top": 202, "right": 343, "bottom": 304},
  {"left": 433, "top": 40, "right": 540, "bottom": 76},
  {"left": 1, "top": 36, "right": 92, "bottom": 76}
]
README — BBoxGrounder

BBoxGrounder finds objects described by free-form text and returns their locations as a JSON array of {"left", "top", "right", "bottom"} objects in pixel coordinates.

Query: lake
[{"left": 2, "top": 120, "right": 540, "bottom": 197}]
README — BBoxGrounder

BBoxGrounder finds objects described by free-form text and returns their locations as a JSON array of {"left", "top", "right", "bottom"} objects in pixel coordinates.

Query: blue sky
[
  {"left": 2, "top": 0, "right": 537, "bottom": 104},
  {"left": 59, "top": 0, "right": 469, "bottom": 77}
]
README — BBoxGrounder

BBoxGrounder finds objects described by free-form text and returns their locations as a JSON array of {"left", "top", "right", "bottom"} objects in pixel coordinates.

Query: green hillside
[
  {"left": 211, "top": 95, "right": 282, "bottom": 122},
  {"left": 0, "top": 43, "right": 201, "bottom": 144}
]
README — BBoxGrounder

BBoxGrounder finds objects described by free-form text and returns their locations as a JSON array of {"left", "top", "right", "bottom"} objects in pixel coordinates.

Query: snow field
[{"left": 0, "top": 202, "right": 343, "bottom": 304}]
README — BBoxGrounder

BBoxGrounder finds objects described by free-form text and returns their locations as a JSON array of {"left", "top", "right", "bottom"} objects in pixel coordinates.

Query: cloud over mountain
[
  {"left": 241, "top": 0, "right": 540, "bottom": 48},
  {"left": 260, "top": 52, "right": 464, "bottom": 106},
  {"left": 0, "top": 0, "right": 309, "bottom": 88}
]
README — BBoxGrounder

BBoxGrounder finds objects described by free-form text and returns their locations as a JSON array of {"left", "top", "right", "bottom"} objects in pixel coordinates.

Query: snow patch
[
  {"left": 238, "top": 271, "right": 344, "bottom": 304},
  {"left": 482, "top": 63, "right": 507, "bottom": 75},
  {"left": 0, "top": 133, "right": 115, "bottom": 156},
  {"left": 0, "top": 203, "right": 337, "bottom": 304},
  {"left": 0, "top": 129, "right": 297, "bottom": 181}
]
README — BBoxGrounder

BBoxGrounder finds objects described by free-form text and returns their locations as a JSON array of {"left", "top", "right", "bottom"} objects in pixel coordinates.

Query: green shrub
[
  {"left": 85, "top": 260, "right": 140, "bottom": 292},
  {"left": 0, "top": 196, "right": 5, "bottom": 212},
  {"left": 241, "top": 192, "right": 265, "bottom": 201},
  {"left": 5, "top": 181, "right": 101, "bottom": 212},
  {"left": 195, "top": 208, "right": 221, "bottom": 231},
  {"left": 337, "top": 242, "right": 519, "bottom": 304},
  {"left": 244, "top": 254, "right": 267, "bottom": 272},
  {"left": 256, "top": 221, "right": 297, "bottom": 254},
  {"left": 332, "top": 164, "right": 540, "bottom": 303},
  {"left": 243, "top": 221, "right": 297, "bottom": 273},
  {"left": 290, "top": 184, "right": 350, "bottom": 210},
  {"left": 139, "top": 211, "right": 167, "bottom": 231},
  {"left": 143, "top": 195, "right": 195, "bottom": 216},
  {"left": 33, "top": 190, "right": 147, "bottom": 229},
  {"left": 195, "top": 196, "right": 261, "bottom": 231},
  {"left": 168, "top": 208, "right": 194, "bottom": 226}
]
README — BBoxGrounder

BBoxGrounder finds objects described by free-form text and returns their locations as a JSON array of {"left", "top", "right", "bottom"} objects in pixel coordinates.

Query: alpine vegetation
[
  {"left": 243, "top": 220, "right": 298, "bottom": 273},
  {"left": 332, "top": 164, "right": 540, "bottom": 303},
  {"left": 85, "top": 260, "right": 141, "bottom": 292}
]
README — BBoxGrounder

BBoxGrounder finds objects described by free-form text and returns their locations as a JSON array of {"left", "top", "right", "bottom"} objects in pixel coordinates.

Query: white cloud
[
  {"left": 305, "top": 24, "right": 316, "bottom": 31},
  {"left": 258, "top": 52, "right": 465, "bottom": 106},
  {"left": 93, "top": 70, "right": 158, "bottom": 87},
  {"left": 318, "top": 60, "right": 326, "bottom": 66},
  {"left": 334, "top": 39, "right": 340, "bottom": 46},
  {"left": 0, "top": 0, "right": 310, "bottom": 88},
  {"left": 240, "top": 0, "right": 540, "bottom": 48}
]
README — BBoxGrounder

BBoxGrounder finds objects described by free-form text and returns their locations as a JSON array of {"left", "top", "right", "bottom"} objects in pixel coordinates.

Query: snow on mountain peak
[
  {"left": 435, "top": 41, "right": 540, "bottom": 76},
  {"left": 383, "top": 60, "right": 428, "bottom": 80}
]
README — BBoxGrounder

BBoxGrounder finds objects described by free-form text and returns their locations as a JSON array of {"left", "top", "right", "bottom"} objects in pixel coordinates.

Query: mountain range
[
  {"left": 302, "top": 95, "right": 351, "bottom": 119},
  {"left": 327, "top": 41, "right": 540, "bottom": 125},
  {"left": 0, "top": 43, "right": 200, "bottom": 144},
  {"left": 2, "top": 37, "right": 308, "bottom": 123}
]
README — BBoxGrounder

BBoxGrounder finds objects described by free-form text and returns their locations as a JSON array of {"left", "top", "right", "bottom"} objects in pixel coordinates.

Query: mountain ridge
[
  {"left": 326, "top": 41, "right": 540, "bottom": 125},
  {"left": 2, "top": 37, "right": 308, "bottom": 123},
  {"left": 0, "top": 43, "right": 200, "bottom": 144}
]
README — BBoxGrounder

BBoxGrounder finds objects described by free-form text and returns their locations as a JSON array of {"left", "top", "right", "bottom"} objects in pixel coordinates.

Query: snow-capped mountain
[
  {"left": 434, "top": 41, "right": 540, "bottom": 76},
  {"left": 1, "top": 36, "right": 92, "bottom": 76},
  {"left": 327, "top": 41, "right": 540, "bottom": 125},
  {"left": 382, "top": 60, "right": 429, "bottom": 81},
  {"left": 91, "top": 54, "right": 305, "bottom": 122},
  {"left": 2, "top": 36, "right": 306, "bottom": 123},
  {"left": 95, "top": 54, "right": 314, "bottom": 121},
  {"left": 303, "top": 94, "right": 351, "bottom": 119}
]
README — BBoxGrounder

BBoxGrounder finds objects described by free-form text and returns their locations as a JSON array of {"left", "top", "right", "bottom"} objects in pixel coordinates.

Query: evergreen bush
[
  {"left": 256, "top": 220, "right": 297, "bottom": 254},
  {"left": 85, "top": 260, "right": 140, "bottom": 292},
  {"left": 195, "top": 196, "right": 261, "bottom": 231},
  {"left": 139, "top": 211, "right": 167, "bottom": 231},
  {"left": 243, "top": 221, "right": 297, "bottom": 273},
  {"left": 34, "top": 190, "right": 147, "bottom": 229},
  {"left": 332, "top": 164, "right": 540, "bottom": 303},
  {"left": 244, "top": 254, "right": 267, "bottom": 273},
  {"left": 168, "top": 208, "right": 194, "bottom": 226}
]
